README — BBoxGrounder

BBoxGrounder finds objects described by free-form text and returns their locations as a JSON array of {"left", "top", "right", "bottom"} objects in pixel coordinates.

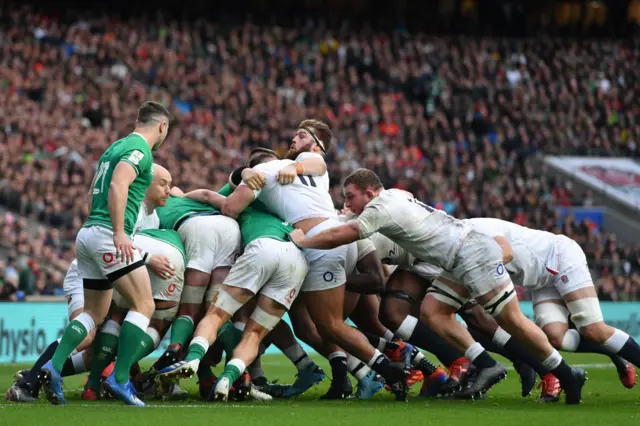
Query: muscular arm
[
  {"left": 294, "top": 222, "right": 361, "bottom": 250},
  {"left": 296, "top": 156, "right": 327, "bottom": 176},
  {"left": 108, "top": 162, "right": 137, "bottom": 233},
  {"left": 184, "top": 189, "right": 227, "bottom": 209},
  {"left": 494, "top": 236, "right": 513, "bottom": 264},
  {"left": 345, "top": 252, "right": 385, "bottom": 294},
  {"left": 221, "top": 186, "right": 255, "bottom": 219}
]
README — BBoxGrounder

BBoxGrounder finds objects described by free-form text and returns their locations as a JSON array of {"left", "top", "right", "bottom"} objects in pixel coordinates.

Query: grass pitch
[{"left": 2, "top": 353, "right": 640, "bottom": 426}]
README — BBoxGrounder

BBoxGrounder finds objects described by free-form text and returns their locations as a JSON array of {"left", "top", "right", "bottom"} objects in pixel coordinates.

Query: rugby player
[
  {"left": 83, "top": 227, "right": 187, "bottom": 400},
  {"left": 150, "top": 185, "right": 242, "bottom": 371},
  {"left": 463, "top": 217, "right": 638, "bottom": 389},
  {"left": 157, "top": 152, "right": 309, "bottom": 402},
  {"left": 7, "top": 164, "right": 173, "bottom": 402},
  {"left": 290, "top": 168, "right": 586, "bottom": 404},
  {"left": 215, "top": 121, "right": 410, "bottom": 400},
  {"left": 39, "top": 101, "right": 171, "bottom": 406}
]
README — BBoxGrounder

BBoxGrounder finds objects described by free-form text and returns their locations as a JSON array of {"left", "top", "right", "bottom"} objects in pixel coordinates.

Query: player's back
[
  {"left": 361, "top": 189, "right": 470, "bottom": 271},
  {"left": 84, "top": 134, "right": 153, "bottom": 235},
  {"left": 465, "top": 217, "right": 558, "bottom": 289},
  {"left": 250, "top": 154, "right": 337, "bottom": 225}
]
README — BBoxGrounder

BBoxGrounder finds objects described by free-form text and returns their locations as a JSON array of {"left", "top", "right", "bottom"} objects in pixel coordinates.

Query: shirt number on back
[
  {"left": 298, "top": 175, "right": 317, "bottom": 187},
  {"left": 408, "top": 198, "right": 435, "bottom": 212},
  {"left": 92, "top": 161, "right": 110, "bottom": 195}
]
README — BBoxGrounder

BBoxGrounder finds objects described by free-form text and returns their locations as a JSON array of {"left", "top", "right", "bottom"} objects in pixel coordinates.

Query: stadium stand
[{"left": 0, "top": 2, "right": 639, "bottom": 299}]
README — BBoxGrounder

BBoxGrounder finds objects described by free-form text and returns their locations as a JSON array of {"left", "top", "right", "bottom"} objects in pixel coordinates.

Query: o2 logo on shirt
[
  {"left": 323, "top": 271, "right": 335, "bottom": 283},
  {"left": 496, "top": 264, "right": 505, "bottom": 276}
]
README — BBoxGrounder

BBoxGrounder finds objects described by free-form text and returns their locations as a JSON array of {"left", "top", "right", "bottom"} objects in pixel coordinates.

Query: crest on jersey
[{"left": 128, "top": 150, "right": 145, "bottom": 165}]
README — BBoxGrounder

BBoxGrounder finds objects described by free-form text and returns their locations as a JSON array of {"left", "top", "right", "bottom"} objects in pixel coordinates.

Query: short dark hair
[
  {"left": 344, "top": 168, "right": 383, "bottom": 191},
  {"left": 249, "top": 147, "right": 278, "bottom": 158},
  {"left": 298, "top": 119, "right": 332, "bottom": 153},
  {"left": 137, "top": 101, "right": 170, "bottom": 125},
  {"left": 249, "top": 153, "right": 277, "bottom": 168}
]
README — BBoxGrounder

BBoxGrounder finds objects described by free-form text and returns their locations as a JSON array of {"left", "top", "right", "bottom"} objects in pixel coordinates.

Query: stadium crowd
[{"left": 1, "top": 4, "right": 639, "bottom": 299}]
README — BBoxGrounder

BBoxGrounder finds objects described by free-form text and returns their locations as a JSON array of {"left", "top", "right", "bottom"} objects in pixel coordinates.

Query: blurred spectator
[{"left": 0, "top": 4, "right": 639, "bottom": 299}]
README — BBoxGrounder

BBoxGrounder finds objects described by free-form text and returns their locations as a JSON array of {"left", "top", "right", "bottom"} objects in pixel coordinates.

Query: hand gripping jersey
[{"left": 242, "top": 152, "right": 337, "bottom": 224}]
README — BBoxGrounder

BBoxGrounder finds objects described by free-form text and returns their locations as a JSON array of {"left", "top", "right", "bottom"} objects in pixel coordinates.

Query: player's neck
[
  {"left": 143, "top": 199, "right": 156, "bottom": 214},
  {"left": 132, "top": 128, "right": 156, "bottom": 149}
]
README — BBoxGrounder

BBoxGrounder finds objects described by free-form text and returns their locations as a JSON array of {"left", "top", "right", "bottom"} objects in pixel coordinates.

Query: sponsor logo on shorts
[
  {"left": 167, "top": 283, "right": 176, "bottom": 295},
  {"left": 323, "top": 272, "right": 335, "bottom": 283},
  {"left": 496, "top": 264, "right": 505, "bottom": 276},
  {"left": 560, "top": 275, "right": 569, "bottom": 283},
  {"left": 102, "top": 253, "right": 114, "bottom": 264},
  {"left": 285, "top": 288, "right": 297, "bottom": 305}
]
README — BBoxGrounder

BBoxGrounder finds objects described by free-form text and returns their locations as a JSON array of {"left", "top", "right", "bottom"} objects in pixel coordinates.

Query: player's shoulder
[
  {"left": 254, "top": 159, "right": 294, "bottom": 174},
  {"left": 367, "top": 189, "right": 406, "bottom": 209},
  {"left": 295, "top": 152, "right": 324, "bottom": 161}
]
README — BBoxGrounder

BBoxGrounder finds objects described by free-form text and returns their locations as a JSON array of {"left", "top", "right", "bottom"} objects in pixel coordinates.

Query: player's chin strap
[{"left": 301, "top": 126, "right": 326, "bottom": 154}]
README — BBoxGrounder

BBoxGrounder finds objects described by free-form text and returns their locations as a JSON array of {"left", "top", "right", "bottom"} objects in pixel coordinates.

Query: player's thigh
[
  {"left": 304, "top": 285, "right": 346, "bottom": 332},
  {"left": 302, "top": 242, "right": 356, "bottom": 292},
  {"left": 260, "top": 240, "right": 308, "bottom": 310},
  {"left": 247, "top": 294, "right": 289, "bottom": 335},
  {"left": 113, "top": 265, "right": 154, "bottom": 313},
  {"left": 223, "top": 240, "right": 274, "bottom": 301},
  {"left": 64, "top": 262, "right": 85, "bottom": 318},
  {"left": 426, "top": 271, "right": 471, "bottom": 315},
  {"left": 381, "top": 268, "right": 427, "bottom": 326},
  {"left": 454, "top": 233, "right": 516, "bottom": 317},
  {"left": 532, "top": 286, "right": 570, "bottom": 330},
  {"left": 343, "top": 290, "right": 361, "bottom": 319},
  {"left": 148, "top": 246, "right": 184, "bottom": 309}
]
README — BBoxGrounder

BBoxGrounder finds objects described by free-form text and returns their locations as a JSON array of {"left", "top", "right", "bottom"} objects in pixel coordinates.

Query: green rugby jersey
[
  {"left": 84, "top": 133, "right": 153, "bottom": 236},
  {"left": 218, "top": 184, "right": 293, "bottom": 245},
  {"left": 156, "top": 195, "right": 219, "bottom": 230},
  {"left": 136, "top": 229, "right": 187, "bottom": 264}
]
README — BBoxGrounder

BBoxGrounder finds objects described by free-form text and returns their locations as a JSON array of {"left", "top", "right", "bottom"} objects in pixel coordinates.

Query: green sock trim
[
  {"left": 86, "top": 331, "right": 119, "bottom": 389},
  {"left": 114, "top": 322, "right": 147, "bottom": 384},
  {"left": 219, "top": 364, "right": 242, "bottom": 384},
  {"left": 52, "top": 320, "right": 89, "bottom": 372},
  {"left": 169, "top": 317, "right": 194, "bottom": 347},
  {"left": 185, "top": 341, "right": 208, "bottom": 362}
]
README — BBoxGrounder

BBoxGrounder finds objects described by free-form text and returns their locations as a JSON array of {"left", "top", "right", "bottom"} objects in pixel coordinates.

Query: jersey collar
[{"left": 131, "top": 132, "right": 148, "bottom": 144}]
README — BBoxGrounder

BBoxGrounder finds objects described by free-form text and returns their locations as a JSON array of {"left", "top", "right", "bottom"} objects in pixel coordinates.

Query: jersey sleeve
[
  {"left": 295, "top": 152, "right": 324, "bottom": 161},
  {"left": 217, "top": 183, "right": 233, "bottom": 197},
  {"left": 349, "top": 202, "right": 391, "bottom": 239},
  {"left": 239, "top": 160, "right": 291, "bottom": 198},
  {"left": 356, "top": 238, "right": 376, "bottom": 261},
  {"left": 120, "top": 141, "right": 152, "bottom": 176}
]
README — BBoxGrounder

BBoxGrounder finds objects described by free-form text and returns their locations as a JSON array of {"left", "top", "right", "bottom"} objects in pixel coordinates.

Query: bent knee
[{"left": 580, "top": 322, "right": 611, "bottom": 343}]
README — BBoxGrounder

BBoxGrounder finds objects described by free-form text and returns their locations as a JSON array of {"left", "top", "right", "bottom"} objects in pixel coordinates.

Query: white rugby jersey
[
  {"left": 352, "top": 189, "right": 471, "bottom": 271},
  {"left": 464, "top": 217, "right": 558, "bottom": 290},
  {"left": 242, "top": 152, "right": 337, "bottom": 225},
  {"left": 135, "top": 203, "right": 160, "bottom": 233},
  {"left": 338, "top": 213, "right": 376, "bottom": 262}
]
